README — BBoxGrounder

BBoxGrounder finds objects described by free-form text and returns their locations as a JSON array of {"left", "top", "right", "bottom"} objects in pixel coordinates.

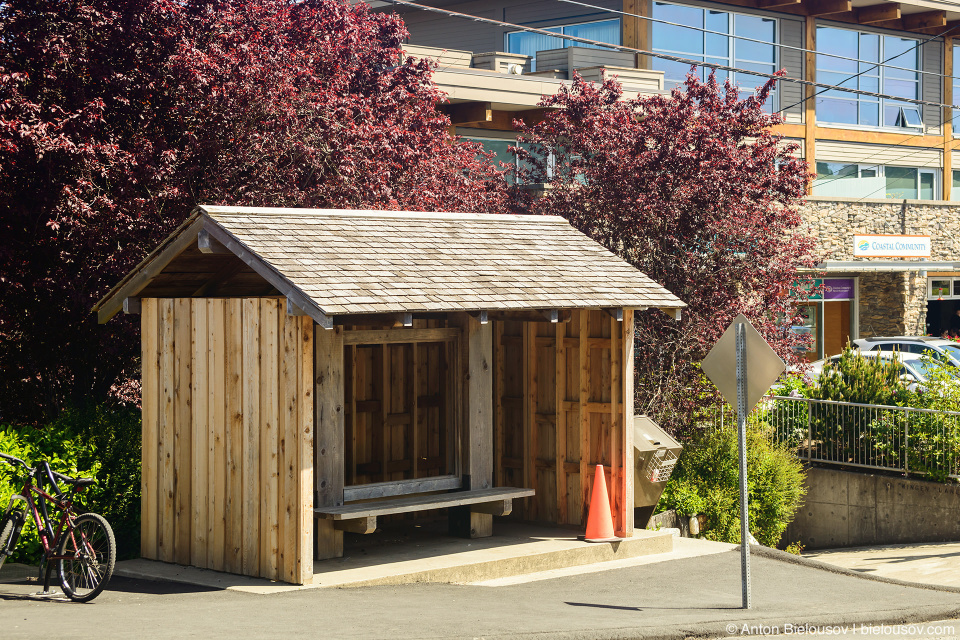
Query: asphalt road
[{"left": 3, "top": 549, "right": 960, "bottom": 640}]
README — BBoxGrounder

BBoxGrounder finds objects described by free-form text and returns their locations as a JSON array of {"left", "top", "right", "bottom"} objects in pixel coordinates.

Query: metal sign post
[
  {"left": 735, "top": 322, "right": 751, "bottom": 610},
  {"left": 702, "top": 314, "right": 785, "bottom": 611}
]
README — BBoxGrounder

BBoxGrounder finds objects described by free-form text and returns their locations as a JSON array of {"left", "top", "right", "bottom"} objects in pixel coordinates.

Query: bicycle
[{"left": 0, "top": 452, "right": 116, "bottom": 602}]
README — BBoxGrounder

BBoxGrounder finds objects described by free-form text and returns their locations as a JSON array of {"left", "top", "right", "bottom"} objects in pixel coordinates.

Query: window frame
[
  {"left": 815, "top": 24, "right": 922, "bottom": 131},
  {"left": 813, "top": 161, "right": 938, "bottom": 199},
  {"left": 649, "top": 1, "right": 780, "bottom": 109}
]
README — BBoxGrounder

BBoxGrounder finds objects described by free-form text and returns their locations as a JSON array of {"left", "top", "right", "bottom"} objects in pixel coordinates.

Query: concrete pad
[
  {"left": 806, "top": 541, "right": 960, "bottom": 589},
  {"left": 469, "top": 535, "right": 735, "bottom": 586},
  {"left": 116, "top": 521, "right": 675, "bottom": 594}
]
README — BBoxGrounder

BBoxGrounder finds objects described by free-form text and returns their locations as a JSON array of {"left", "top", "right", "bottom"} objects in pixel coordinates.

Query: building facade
[{"left": 375, "top": 0, "right": 960, "bottom": 358}]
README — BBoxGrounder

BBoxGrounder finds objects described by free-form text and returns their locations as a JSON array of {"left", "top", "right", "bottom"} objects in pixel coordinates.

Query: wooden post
[
  {"left": 208, "top": 299, "right": 226, "bottom": 572},
  {"left": 610, "top": 313, "right": 622, "bottom": 536},
  {"left": 297, "top": 316, "right": 315, "bottom": 585},
  {"left": 623, "top": 0, "right": 650, "bottom": 69},
  {"left": 804, "top": 16, "right": 817, "bottom": 192},
  {"left": 578, "top": 310, "right": 590, "bottom": 523},
  {"left": 622, "top": 309, "right": 635, "bottom": 535},
  {"left": 241, "top": 299, "right": 261, "bottom": 576},
  {"left": 315, "top": 325, "right": 345, "bottom": 560},
  {"left": 158, "top": 299, "right": 175, "bottom": 563},
  {"left": 190, "top": 300, "right": 209, "bottom": 567},
  {"left": 224, "top": 299, "right": 243, "bottom": 574},
  {"left": 141, "top": 299, "right": 159, "bottom": 560},
  {"left": 555, "top": 321, "right": 567, "bottom": 524},
  {"left": 451, "top": 314, "right": 494, "bottom": 538},
  {"left": 259, "top": 300, "right": 280, "bottom": 579}
]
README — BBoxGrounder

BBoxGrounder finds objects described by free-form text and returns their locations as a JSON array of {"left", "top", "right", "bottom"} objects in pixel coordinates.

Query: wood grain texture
[
  {"left": 158, "top": 299, "right": 175, "bottom": 563},
  {"left": 173, "top": 298, "right": 192, "bottom": 566},
  {"left": 223, "top": 298, "right": 244, "bottom": 574},
  {"left": 241, "top": 298, "right": 261, "bottom": 576},
  {"left": 259, "top": 299, "right": 280, "bottom": 579},
  {"left": 191, "top": 301, "right": 209, "bottom": 567},
  {"left": 140, "top": 299, "right": 159, "bottom": 560},
  {"left": 622, "top": 309, "right": 636, "bottom": 535},
  {"left": 208, "top": 299, "right": 226, "bottom": 572},
  {"left": 315, "top": 325, "right": 345, "bottom": 560},
  {"left": 297, "top": 317, "right": 314, "bottom": 585},
  {"left": 279, "top": 311, "right": 299, "bottom": 582}
]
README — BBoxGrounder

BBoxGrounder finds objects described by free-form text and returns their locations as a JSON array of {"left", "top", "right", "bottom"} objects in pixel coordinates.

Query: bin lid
[{"left": 633, "top": 415, "right": 682, "bottom": 452}]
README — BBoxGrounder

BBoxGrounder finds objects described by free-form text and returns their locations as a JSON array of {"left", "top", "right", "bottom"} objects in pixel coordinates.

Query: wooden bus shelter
[{"left": 94, "top": 206, "right": 684, "bottom": 585}]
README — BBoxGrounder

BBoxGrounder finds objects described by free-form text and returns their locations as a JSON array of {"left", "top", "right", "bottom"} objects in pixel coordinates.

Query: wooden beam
[
  {"left": 603, "top": 308, "right": 624, "bottom": 322},
  {"left": 190, "top": 260, "right": 246, "bottom": 297},
  {"left": 96, "top": 216, "right": 205, "bottom": 323},
  {"left": 315, "top": 325, "right": 345, "bottom": 560},
  {"left": 660, "top": 307, "right": 682, "bottom": 321},
  {"left": 901, "top": 10, "right": 946, "bottom": 30},
  {"left": 757, "top": 0, "right": 801, "bottom": 8},
  {"left": 334, "top": 517, "right": 377, "bottom": 535},
  {"left": 807, "top": 0, "right": 851, "bottom": 16},
  {"left": 480, "top": 309, "right": 573, "bottom": 323},
  {"left": 202, "top": 219, "right": 332, "bottom": 330},
  {"left": 343, "top": 476, "right": 461, "bottom": 501},
  {"left": 856, "top": 3, "right": 900, "bottom": 24},
  {"left": 198, "top": 228, "right": 231, "bottom": 254},
  {"left": 123, "top": 297, "right": 141, "bottom": 314},
  {"left": 444, "top": 101, "right": 493, "bottom": 126},
  {"left": 343, "top": 327, "right": 460, "bottom": 345},
  {"left": 333, "top": 313, "right": 411, "bottom": 328},
  {"left": 470, "top": 499, "right": 513, "bottom": 516}
]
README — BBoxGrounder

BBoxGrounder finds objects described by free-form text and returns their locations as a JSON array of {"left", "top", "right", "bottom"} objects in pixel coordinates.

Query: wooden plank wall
[
  {"left": 343, "top": 325, "right": 451, "bottom": 485},
  {"left": 141, "top": 297, "right": 314, "bottom": 584},
  {"left": 494, "top": 309, "right": 634, "bottom": 536}
]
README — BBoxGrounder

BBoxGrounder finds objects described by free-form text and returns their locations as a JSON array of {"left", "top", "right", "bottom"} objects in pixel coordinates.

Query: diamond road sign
[{"left": 701, "top": 314, "right": 785, "bottom": 412}]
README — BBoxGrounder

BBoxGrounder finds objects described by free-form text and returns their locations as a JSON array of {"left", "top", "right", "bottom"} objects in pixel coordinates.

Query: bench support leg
[
  {"left": 315, "top": 519, "right": 343, "bottom": 560},
  {"left": 448, "top": 507, "right": 493, "bottom": 539}
]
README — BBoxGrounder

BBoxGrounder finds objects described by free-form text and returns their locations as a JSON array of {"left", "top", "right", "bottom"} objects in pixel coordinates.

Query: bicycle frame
[{"left": 17, "top": 478, "right": 77, "bottom": 564}]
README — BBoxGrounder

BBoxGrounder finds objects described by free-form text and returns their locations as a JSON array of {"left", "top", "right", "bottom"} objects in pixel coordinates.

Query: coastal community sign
[{"left": 853, "top": 234, "right": 931, "bottom": 258}]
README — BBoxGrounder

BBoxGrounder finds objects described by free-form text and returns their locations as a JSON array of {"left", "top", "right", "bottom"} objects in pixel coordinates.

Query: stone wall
[
  {"left": 802, "top": 196, "right": 960, "bottom": 262},
  {"left": 782, "top": 467, "right": 960, "bottom": 549},
  {"left": 800, "top": 197, "right": 960, "bottom": 337}
]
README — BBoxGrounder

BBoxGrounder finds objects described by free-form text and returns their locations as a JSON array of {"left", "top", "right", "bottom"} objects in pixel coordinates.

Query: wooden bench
[{"left": 314, "top": 487, "right": 535, "bottom": 538}]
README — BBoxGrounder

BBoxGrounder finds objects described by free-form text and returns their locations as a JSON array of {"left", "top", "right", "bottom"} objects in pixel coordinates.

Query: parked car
[
  {"left": 806, "top": 351, "right": 951, "bottom": 390},
  {"left": 852, "top": 336, "right": 960, "bottom": 367}
]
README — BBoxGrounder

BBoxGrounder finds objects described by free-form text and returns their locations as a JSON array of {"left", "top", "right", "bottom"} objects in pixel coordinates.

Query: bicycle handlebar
[
  {"left": 0, "top": 452, "right": 89, "bottom": 493},
  {"left": 0, "top": 452, "right": 29, "bottom": 470}
]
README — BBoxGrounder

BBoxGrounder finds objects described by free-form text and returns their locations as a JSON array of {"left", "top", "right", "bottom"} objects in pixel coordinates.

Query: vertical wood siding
[
  {"left": 140, "top": 298, "right": 314, "bottom": 584},
  {"left": 494, "top": 309, "right": 633, "bottom": 535}
]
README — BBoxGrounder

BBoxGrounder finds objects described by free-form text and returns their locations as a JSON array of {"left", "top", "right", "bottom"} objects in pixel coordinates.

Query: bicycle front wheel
[{"left": 57, "top": 512, "right": 116, "bottom": 602}]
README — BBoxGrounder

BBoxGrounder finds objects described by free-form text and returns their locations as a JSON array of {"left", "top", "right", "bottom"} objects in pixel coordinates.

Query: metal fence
[{"left": 720, "top": 396, "right": 960, "bottom": 481}]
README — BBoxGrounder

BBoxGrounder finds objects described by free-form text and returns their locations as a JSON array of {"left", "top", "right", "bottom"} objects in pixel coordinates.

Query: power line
[
  {"left": 558, "top": 0, "right": 952, "bottom": 81},
  {"left": 556, "top": 0, "right": 958, "bottom": 115},
  {"left": 379, "top": 0, "right": 959, "bottom": 111}
]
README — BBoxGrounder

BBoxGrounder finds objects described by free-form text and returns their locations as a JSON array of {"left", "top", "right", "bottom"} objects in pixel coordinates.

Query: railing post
[
  {"left": 904, "top": 410, "right": 909, "bottom": 475},
  {"left": 806, "top": 400, "right": 812, "bottom": 464}
]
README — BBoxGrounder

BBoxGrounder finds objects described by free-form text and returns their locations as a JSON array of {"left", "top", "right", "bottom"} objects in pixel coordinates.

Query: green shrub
[
  {"left": 657, "top": 423, "right": 806, "bottom": 547},
  {"left": 0, "top": 404, "right": 141, "bottom": 563},
  {"left": 808, "top": 346, "right": 908, "bottom": 406}
]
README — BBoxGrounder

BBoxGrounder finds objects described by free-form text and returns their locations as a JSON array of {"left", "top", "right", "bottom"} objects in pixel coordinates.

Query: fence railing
[{"left": 718, "top": 396, "right": 960, "bottom": 481}]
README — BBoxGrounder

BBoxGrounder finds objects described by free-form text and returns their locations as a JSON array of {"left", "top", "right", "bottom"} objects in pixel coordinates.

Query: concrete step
[{"left": 115, "top": 522, "right": 675, "bottom": 594}]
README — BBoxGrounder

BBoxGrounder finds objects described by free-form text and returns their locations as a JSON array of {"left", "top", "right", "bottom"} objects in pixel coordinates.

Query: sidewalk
[
  {"left": 805, "top": 541, "right": 960, "bottom": 590},
  {"left": 3, "top": 538, "right": 960, "bottom": 639}
]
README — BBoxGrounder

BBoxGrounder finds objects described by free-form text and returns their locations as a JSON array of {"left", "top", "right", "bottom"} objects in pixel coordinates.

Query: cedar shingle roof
[{"left": 201, "top": 206, "right": 683, "bottom": 315}]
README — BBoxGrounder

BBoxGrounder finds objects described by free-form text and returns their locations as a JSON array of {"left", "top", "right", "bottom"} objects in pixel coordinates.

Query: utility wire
[
  {"left": 558, "top": 0, "right": 951, "bottom": 80},
  {"left": 556, "top": 0, "right": 959, "bottom": 115},
  {"left": 379, "top": 0, "right": 959, "bottom": 111},
  {"left": 380, "top": 0, "right": 958, "bottom": 200}
]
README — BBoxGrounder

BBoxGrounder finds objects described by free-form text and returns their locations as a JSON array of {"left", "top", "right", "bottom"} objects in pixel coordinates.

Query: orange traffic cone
[{"left": 584, "top": 464, "right": 619, "bottom": 543}]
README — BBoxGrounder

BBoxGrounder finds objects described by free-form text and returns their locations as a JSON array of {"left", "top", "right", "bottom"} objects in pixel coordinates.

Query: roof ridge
[{"left": 199, "top": 206, "right": 570, "bottom": 225}]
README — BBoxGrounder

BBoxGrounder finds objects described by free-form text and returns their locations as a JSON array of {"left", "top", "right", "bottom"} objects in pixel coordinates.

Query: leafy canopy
[
  {"left": 513, "top": 71, "right": 817, "bottom": 435},
  {"left": 0, "top": 0, "right": 508, "bottom": 422}
]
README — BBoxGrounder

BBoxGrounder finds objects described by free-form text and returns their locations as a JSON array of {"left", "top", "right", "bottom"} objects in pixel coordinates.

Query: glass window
[
  {"left": 931, "top": 279, "right": 952, "bottom": 297},
  {"left": 506, "top": 19, "right": 620, "bottom": 71},
  {"left": 953, "top": 45, "right": 960, "bottom": 131},
  {"left": 651, "top": 2, "right": 777, "bottom": 106},
  {"left": 953, "top": 170, "right": 960, "bottom": 201},
  {"left": 813, "top": 163, "right": 936, "bottom": 199},
  {"left": 816, "top": 26, "right": 920, "bottom": 129}
]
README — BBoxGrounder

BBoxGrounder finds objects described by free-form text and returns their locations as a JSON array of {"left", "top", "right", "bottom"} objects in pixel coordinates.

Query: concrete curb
[{"left": 750, "top": 544, "right": 960, "bottom": 594}]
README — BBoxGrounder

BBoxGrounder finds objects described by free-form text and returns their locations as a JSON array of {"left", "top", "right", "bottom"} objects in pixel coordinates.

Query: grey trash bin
[{"left": 633, "top": 415, "right": 682, "bottom": 529}]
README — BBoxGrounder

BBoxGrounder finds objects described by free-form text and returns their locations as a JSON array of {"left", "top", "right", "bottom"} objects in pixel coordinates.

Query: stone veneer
[{"left": 801, "top": 196, "right": 960, "bottom": 337}]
